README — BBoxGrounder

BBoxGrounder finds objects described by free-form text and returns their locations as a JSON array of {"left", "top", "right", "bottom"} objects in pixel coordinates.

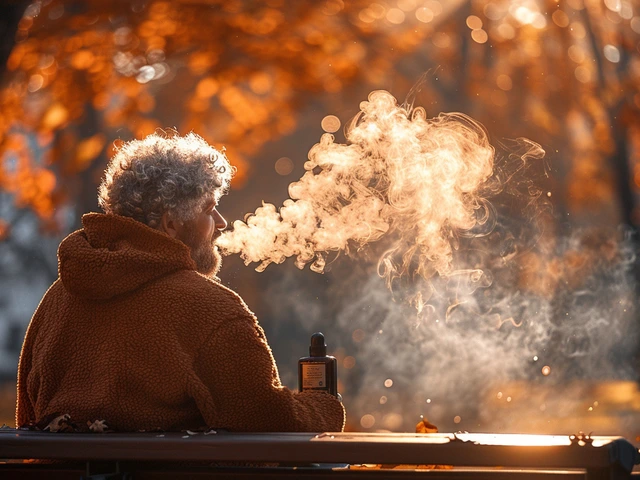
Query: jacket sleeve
[
  {"left": 15, "top": 306, "right": 39, "bottom": 428},
  {"left": 15, "top": 280, "right": 61, "bottom": 428},
  {"left": 193, "top": 315, "right": 345, "bottom": 432}
]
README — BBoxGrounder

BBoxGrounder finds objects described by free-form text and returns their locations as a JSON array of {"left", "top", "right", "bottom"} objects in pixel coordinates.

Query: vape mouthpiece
[{"left": 310, "top": 332, "right": 327, "bottom": 357}]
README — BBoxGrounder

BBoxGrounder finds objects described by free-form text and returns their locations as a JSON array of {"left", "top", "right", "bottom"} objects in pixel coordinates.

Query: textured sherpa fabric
[{"left": 16, "top": 213, "right": 345, "bottom": 432}]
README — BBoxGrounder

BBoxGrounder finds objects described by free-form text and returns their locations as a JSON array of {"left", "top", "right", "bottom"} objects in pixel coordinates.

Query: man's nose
[{"left": 213, "top": 209, "right": 227, "bottom": 231}]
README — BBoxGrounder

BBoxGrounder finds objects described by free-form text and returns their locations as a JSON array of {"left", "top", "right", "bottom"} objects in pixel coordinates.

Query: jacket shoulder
[
  {"left": 32, "top": 279, "right": 68, "bottom": 316},
  {"left": 152, "top": 270, "right": 256, "bottom": 322}
]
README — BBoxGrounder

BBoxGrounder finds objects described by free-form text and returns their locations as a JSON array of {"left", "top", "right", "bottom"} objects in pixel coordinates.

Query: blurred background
[{"left": 0, "top": 0, "right": 639, "bottom": 440}]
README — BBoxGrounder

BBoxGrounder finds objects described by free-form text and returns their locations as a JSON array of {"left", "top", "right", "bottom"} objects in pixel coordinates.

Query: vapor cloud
[{"left": 219, "top": 90, "right": 543, "bottom": 306}]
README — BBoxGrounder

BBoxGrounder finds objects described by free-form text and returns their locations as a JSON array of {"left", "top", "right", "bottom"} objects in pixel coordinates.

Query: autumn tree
[{"left": 0, "top": 0, "right": 438, "bottom": 231}]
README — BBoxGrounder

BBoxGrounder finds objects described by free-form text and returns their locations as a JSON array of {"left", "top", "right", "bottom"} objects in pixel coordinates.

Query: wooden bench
[{"left": 0, "top": 430, "right": 638, "bottom": 479}]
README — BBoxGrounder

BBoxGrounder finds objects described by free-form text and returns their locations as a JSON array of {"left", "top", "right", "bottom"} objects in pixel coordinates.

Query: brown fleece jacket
[{"left": 16, "top": 213, "right": 345, "bottom": 432}]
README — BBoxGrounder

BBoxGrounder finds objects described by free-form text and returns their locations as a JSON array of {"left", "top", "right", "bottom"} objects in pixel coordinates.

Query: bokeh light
[
  {"left": 274, "top": 157, "right": 294, "bottom": 176},
  {"left": 321, "top": 115, "right": 341, "bottom": 133},
  {"left": 360, "top": 414, "right": 375, "bottom": 428}
]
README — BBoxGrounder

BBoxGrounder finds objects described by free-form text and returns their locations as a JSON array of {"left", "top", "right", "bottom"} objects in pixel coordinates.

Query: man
[{"left": 16, "top": 132, "right": 345, "bottom": 433}]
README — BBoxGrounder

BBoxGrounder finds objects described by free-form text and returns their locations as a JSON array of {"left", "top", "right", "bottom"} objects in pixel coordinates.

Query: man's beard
[
  {"left": 180, "top": 230, "right": 222, "bottom": 278},
  {"left": 191, "top": 241, "right": 222, "bottom": 278}
]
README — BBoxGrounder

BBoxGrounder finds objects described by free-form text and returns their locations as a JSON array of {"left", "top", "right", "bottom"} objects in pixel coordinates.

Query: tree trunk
[{"left": 0, "top": 2, "right": 28, "bottom": 77}]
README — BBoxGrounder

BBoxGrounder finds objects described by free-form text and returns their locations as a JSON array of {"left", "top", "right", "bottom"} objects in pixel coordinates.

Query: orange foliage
[
  {"left": 74, "top": 133, "right": 106, "bottom": 172},
  {"left": 518, "top": 230, "right": 622, "bottom": 297},
  {"left": 0, "top": 218, "right": 9, "bottom": 241},
  {"left": 0, "top": 0, "right": 638, "bottom": 231}
]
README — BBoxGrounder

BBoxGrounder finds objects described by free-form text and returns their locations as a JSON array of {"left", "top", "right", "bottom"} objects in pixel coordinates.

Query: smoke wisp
[
  {"left": 220, "top": 88, "right": 639, "bottom": 436},
  {"left": 264, "top": 228, "right": 638, "bottom": 435},
  {"left": 218, "top": 90, "right": 545, "bottom": 304}
]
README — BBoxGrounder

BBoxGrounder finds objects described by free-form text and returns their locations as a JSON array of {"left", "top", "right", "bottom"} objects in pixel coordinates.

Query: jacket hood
[{"left": 59, "top": 213, "right": 196, "bottom": 300}]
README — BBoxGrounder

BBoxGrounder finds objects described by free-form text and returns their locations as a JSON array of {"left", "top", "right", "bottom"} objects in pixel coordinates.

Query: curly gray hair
[{"left": 98, "top": 132, "right": 234, "bottom": 228}]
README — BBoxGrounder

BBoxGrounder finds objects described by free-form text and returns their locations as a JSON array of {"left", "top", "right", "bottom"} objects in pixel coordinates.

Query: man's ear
[{"left": 160, "top": 212, "right": 179, "bottom": 238}]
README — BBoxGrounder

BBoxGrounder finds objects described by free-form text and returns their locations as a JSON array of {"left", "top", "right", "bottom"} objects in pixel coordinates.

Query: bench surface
[{"left": 0, "top": 430, "right": 629, "bottom": 469}]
